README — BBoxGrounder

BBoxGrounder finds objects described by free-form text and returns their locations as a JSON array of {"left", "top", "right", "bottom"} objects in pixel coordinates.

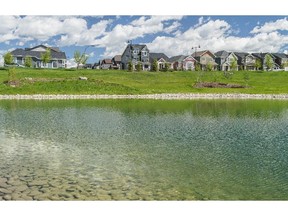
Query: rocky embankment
[{"left": 0, "top": 93, "right": 288, "bottom": 100}]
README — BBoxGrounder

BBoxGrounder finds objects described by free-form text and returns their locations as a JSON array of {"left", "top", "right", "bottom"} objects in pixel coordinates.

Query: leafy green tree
[
  {"left": 4, "top": 52, "right": 13, "bottom": 65},
  {"left": 254, "top": 58, "right": 262, "bottom": 71},
  {"left": 163, "top": 62, "right": 170, "bottom": 72},
  {"left": 74, "top": 50, "right": 89, "bottom": 69},
  {"left": 265, "top": 54, "right": 273, "bottom": 71},
  {"left": 41, "top": 48, "right": 51, "bottom": 67},
  {"left": 136, "top": 62, "right": 142, "bottom": 72},
  {"left": 128, "top": 61, "right": 133, "bottom": 72},
  {"left": 24, "top": 56, "right": 32, "bottom": 68},
  {"left": 206, "top": 61, "right": 213, "bottom": 71},
  {"left": 281, "top": 62, "right": 288, "bottom": 69},
  {"left": 151, "top": 59, "right": 158, "bottom": 72},
  {"left": 230, "top": 58, "right": 238, "bottom": 71},
  {"left": 195, "top": 62, "right": 201, "bottom": 71}
]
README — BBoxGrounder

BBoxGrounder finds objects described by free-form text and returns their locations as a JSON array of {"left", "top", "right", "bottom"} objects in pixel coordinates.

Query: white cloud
[
  {"left": 93, "top": 16, "right": 184, "bottom": 57},
  {"left": 251, "top": 17, "right": 288, "bottom": 33},
  {"left": 147, "top": 19, "right": 288, "bottom": 57}
]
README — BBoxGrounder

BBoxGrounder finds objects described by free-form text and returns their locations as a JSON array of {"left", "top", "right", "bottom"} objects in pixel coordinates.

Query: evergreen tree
[
  {"left": 136, "top": 62, "right": 142, "bottom": 72},
  {"left": 151, "top": 59, "right": 158, "bottom": 72},
  {"left": 128, "top": 61, "right": 133, "bottom": 72}
]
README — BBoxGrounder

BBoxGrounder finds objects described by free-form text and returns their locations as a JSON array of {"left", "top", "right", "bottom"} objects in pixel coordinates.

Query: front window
[
  {"left": 142, "top": 51, "right": 147, "bottom": 56},
  {"left": 133, "top": 49, "right": 139, "bottom": 54}
]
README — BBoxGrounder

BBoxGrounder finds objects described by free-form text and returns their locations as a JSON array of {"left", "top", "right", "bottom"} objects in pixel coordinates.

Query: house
[
  {"left": 112, "top": 55, "right": 121, "bottom": 70},
  {"left": 92, "top": 62, "right": 100, "bottom": 69},
  {"left": 169, "top": 55, "right": 197, "bottom": 71},
  {"left": 192, "top": 50, "right": 218, "bottom": 71},
  {"left": 252, "top": 53, "right": 279, "bottom": 71},
  {"left": 100, "top": 59, "right": 113, "bottom": 69},
  {"left": 214, "top": 50, "right": 239, "bottom": 71},
  {"left": 10, "top": 44, "right": 66, "bottom": 68},
  {"left": 121, "top": 44, "right": 150, "bottom": 71},
  {"left": 271, "top": 53, "right": 288, "bottom": 69},
  {"left": 234, "top": 52, "right": 259, "bottom": 71},
  {"left": 149, "top": 53, "right": 170, "bottom": 70},
  {"left": 83, "top": 63, "right": 93, "bottom": 69}
]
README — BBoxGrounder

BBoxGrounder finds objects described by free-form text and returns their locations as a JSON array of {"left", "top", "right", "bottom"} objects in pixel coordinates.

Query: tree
[
  {"left": 74, "top": 50, "right": 89, "bottom": 69},
  {"left": 136, "top": 62, "right": 142, "bottom": 72},
  {"left": 195, "top": 62, "right": 201, "bottom": 71},
  {"left": 206, "top": 61, "right": 213, "bottom": 71},
  {"left": 230, "top": 58, "right": 238, "bottom": 71},
  {"left": 4, "top": 52, "right": 13, "bottom": 65},
  {"left": 265, "top": 54, "right": 273, "bottom": 71},
  {"left": 151, "top": 59, "right": 158, "bottom": 72},
  {"left": 41, "top": 48, "right": 51, "bottom": 67},
  {"left": 255, "top": 58, "right": 262, "bottom": 71},
  {"left": 24, "top": 56, "right": 32, "bottom": 68},
  {"left": 128, "top": 61, "right": 133, "bottom": 72},
  {"left": 163, "top": 62, "right": 170, "bottom": 72}
]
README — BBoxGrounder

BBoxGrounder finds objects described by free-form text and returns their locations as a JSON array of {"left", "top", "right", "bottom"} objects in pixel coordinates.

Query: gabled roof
[
  {"left": 169, "top": 55, "right": 186, "bottom": 62},
  {"left": 131, "top": 44, "right": 146, "bottom": 50},
  {"left": 271, "top": 53, "right": 288, "bottom": 59},
  {"left": 112, "top": 55, "right": 121, "bottom": 62},
  {"left": 101, "top": 59, "right": 112, "bottom": 64},
  {"left": 149, "top": 53, "right": 169, "bottom": 62},
  {"left": 234, "top": 52, "right": 250, "bottom": 59},
  {"left": 192, "top": 50, "right": 215, "bottom": 58},
  {"left": 214, "top": 50, "right": 229, "bottom": 58},
  {"left": 11, "top": 45, "right": 66, "bottom": 59},
  {"left": 252, "top": 53, "right": 275, "bottom": 59}
]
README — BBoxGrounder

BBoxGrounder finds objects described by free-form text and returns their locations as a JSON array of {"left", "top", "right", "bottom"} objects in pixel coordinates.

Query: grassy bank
[{"left": 0, "top": 67, "right": 288, "bottom": 95}]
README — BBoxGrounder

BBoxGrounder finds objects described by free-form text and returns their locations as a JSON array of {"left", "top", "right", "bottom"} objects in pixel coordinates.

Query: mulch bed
[{"left": 194, "top": 82, "right": 246, "bottom": 88}]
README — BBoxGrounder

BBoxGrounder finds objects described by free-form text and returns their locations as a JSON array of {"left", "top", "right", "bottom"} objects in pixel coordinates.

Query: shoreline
[{"left": 1, "top": 93, "right": 288, "bottom": 100}]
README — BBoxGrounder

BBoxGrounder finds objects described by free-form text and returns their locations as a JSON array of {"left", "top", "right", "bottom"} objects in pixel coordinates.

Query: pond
[{"left": 0, "top": 99, "right": 288, "bottom": 200}]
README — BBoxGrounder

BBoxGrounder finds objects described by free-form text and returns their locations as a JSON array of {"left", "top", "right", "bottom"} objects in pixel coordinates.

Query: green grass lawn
[{"left": 0, "top": 67, "right": 288, "bottom": 95}]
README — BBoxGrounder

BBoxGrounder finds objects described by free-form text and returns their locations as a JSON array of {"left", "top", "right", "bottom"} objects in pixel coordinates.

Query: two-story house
[
  {"left": 234, "top": 52, "right": 259, "bottom": 71},
  {"left": 252, "top": 53, "right": 279, "bottom": 71},
  {"left": 10, "top": 44, "right": 66, "bottom": 68},
  {"left": 149, "top": 53, "right": 170, "bottom": 70},
  {"left": 121, "top": 44, "right": 150, "bottom": 71},
  {"left": 214, "top": 50, "right": 238, "bottom": 71},
  {"left": 169, "top": 55, "right": 197, "bottom": 71},
  {"left": 192, "top": 50, "right": 218, "bottom": 71},
  {"left": 271, "top": 53, "right": 288, "bottom": 69}
]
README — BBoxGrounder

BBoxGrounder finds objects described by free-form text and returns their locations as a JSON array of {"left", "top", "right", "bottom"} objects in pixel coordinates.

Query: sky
[{"left": 0, "top": 15, "right": 288, "bottom": 67}]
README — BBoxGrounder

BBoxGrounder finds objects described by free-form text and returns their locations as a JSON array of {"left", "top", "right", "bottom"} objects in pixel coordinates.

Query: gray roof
[
  {"left": 11, "top": 45, "right": 66, "bottom": 60},
  {"left": 234, "top": 52, "right": 249, "bottom": 59},
  {"left": 252, "top": 53, "right": 275, "bottom": 59},
  {"left": 271, "top": 53, "right": 288, "bottom": 59},
  {"left": 131, "top": 44, "right": 146, "bottom": 50},
  {"left": 169, "top": 55, "right": 186, "bottom": 62},
  {"left": 214, "top": 50, "right": 229, "bottom": 58},
  {"left": 149, "top": 53, "right": 169, "bottom": 63}
]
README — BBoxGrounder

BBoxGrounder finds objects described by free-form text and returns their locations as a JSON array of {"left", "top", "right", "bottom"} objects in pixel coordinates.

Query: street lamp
[{"left": 192, "top": 45, "right": 200, "bottom": 57}]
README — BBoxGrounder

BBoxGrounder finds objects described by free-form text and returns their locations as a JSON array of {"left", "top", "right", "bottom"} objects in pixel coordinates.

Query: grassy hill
[{"left": 0, "top": 67, "right": 288, "bottom": 95}]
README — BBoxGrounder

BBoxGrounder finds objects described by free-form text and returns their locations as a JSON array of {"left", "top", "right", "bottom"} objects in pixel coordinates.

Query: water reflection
[{"left": 0, "top": 99, "right": 288, "bottom": 200}]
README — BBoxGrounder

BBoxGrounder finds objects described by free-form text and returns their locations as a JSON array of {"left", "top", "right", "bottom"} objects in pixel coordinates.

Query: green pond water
[{"left": 0, "top": 99, "right": 288, "bottom": 200}]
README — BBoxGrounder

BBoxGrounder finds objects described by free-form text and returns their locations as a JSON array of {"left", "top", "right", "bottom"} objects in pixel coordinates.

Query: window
[
  {"left": 142, "top": 51, "right": 147, "bottom": 56},
  {"left": 133, "top": 49, "right": 139, "bottom": 54}
]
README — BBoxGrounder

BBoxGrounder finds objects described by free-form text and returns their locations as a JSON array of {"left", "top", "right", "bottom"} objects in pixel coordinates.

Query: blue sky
[{"left": 0, "top": 15, "right": 288, "bottom": 67}]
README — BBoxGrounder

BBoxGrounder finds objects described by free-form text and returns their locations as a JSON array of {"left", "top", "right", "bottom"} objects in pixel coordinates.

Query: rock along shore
[{"left": 0, "top": 93, "right": 288, "bottom": 100}]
